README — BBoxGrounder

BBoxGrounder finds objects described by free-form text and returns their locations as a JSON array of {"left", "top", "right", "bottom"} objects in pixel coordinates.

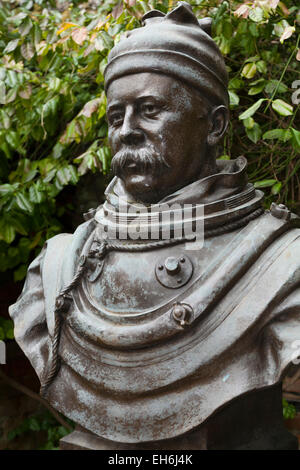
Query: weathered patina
[{"left": 9, "top": 3, "right": 300, "bottom": 449}]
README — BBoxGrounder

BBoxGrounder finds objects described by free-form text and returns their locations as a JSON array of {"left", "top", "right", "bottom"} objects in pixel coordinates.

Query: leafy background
[{"left": 0, "top": 0, "right": 299, "bottom": 449}]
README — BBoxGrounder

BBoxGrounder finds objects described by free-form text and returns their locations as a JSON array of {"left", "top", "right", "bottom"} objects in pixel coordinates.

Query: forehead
[{"left": 106, "top": 72, "right": 191, "bottom": 105}]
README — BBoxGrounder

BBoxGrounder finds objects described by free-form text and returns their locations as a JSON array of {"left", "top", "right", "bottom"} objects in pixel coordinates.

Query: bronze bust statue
[{"left": 9, "top": 3, "right": 300, "bottom": 449}]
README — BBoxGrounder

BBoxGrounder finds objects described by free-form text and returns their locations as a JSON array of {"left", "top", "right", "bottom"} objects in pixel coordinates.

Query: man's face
[{"left": 107, "top": 72, "right": 211, "bottom": 203}]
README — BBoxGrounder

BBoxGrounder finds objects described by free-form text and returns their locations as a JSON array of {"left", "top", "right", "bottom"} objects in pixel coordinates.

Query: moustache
[{"left": 111, "top": 146, "right": 170, "bottom": 177}]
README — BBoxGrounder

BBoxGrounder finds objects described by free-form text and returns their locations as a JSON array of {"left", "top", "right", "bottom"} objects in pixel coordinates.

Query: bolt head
[{"left": 164, "top": 257, "right": 180, "bottom": 275}]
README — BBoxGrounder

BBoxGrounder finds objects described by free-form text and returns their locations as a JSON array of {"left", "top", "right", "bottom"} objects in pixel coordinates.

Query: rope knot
[{"left": 97, "top": 239, "right": 108, "bottom": 259}]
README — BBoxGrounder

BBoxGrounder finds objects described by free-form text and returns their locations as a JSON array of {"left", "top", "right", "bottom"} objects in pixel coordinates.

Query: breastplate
[{"left": 66, "top": 227, "right": 246, "bottom": 350}]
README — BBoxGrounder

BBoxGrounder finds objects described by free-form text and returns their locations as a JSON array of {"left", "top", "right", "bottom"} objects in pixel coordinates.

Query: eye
[
  {"left": 140, "top": 102, "right": 161, "bottom": 117},
  {"left": 108, "top": 111, "right": 124, "bottom": 127}
]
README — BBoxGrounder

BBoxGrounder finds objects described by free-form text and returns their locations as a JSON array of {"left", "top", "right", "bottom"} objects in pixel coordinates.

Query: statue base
[{"left": 60, "top": 385, "right": 298, "bottom": 450}]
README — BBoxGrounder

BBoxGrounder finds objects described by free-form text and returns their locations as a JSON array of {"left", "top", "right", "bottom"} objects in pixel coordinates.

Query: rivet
[
  {"left": 158, "top": 265, "right": 164, "bottom": 270},
  {"left": 270, "top": 202, "right": 291, "bottom": 221},
  {"left": 180, "top": 257, "right": 185, "bottom": 263},
  {"left": 171, "top": 302, "right": 193, "bottom": 327}
]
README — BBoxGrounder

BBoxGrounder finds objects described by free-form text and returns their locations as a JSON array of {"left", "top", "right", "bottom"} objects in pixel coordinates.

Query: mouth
[
  {"left": 111, "top": 146, "right": 170, "bottom": 179},
  {"left": 122, "top": 161, "right": 142, "bottom": 176},
  {"left": 126, "top": 162, "right": 137, "bottom": 169}
]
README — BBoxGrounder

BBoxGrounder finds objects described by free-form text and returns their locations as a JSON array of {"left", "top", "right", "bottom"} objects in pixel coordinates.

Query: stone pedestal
[{"left": 60, "top": 384, "right": 298, "bottom": 450}]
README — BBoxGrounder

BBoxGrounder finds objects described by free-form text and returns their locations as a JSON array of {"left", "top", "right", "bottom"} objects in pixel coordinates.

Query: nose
[{"left": 119, "top": 107, "right": 144, "bottom": 145}]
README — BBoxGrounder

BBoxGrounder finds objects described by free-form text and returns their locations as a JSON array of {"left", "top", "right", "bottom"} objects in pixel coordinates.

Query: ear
[{"left": 207, "top": 105, "right": 229, "bottom": 146}]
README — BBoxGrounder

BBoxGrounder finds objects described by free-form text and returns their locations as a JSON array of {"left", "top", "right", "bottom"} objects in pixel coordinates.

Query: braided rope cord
[
  {"left": 40, "top": 206, "right": 265, "bottom": 396},
  {"left": 40, "top": 262, "right": 87, "bottom": 396}
]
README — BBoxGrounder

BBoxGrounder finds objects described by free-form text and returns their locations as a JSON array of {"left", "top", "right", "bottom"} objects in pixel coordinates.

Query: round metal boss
[{"left": 155, "top": 254, "right": 193, "bottom": 289}]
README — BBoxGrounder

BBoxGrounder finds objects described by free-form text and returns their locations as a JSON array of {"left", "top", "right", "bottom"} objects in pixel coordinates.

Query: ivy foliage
[
  {"left": 6, "top": 409, "right": 74, "bottom": 450},
  {"left": 0, "top": 0, "right": 299, "bottom": 288},
  {"left": 0, "top": 316, "right": 14, "bottom": 340},
  {"left": 282, "top": 398, "right": 297, "bottom": 419}
]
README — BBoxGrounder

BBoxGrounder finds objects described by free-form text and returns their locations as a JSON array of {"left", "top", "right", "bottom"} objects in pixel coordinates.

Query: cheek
[
  {"left": 151, "top": 115, "right": 185, "bottom": 145},
  {"left": 108, "top": 128, "right": 119, "bottom": 151}
]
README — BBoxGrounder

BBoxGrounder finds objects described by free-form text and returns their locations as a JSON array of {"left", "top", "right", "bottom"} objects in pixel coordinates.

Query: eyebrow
[
  {"left": 107, "top": 95, "right": 166, "bottom": 111},
  {"left": 106, "top": 103, "right": 123, "bottom": 113}
]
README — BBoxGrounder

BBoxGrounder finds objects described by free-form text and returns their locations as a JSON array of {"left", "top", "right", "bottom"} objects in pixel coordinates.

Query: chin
[{"left": 122, "top": 174, "right": 163, "bottom": 204}]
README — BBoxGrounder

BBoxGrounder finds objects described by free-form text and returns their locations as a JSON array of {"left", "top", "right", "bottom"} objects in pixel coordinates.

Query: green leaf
[
  {"left": 283, "top": 399, "right": 296, "bottom": 420},
  {"left": 249, "top": 22, "right": 259, "bottom": 37},
  {"left": 43, "top": 168, "right": 56, "bottom": 183},
  {"left": 218, "top": 155, "right": 231, "bottom": 160},
  {"left": 291, "top": 128, "right": 300, "bottom": 150},
  {"left": 99, "top": 58, "right": 108, "bottom": 76},
  {"left": 5, "top": 88, "right": 17, "bottom": 104},
  {"left": 1, "top": 110, "right": 11, "bottom": 129},
  {"left": 0, "top": 220, "right": 16, "bottom": 243},
  {"left": 19, "top": 84, "right": 32, "bottom": 99},
  {"left": 273, "top": 20, "right": 290, "bottom": 38},
  {"left": 239, "top": 98, "right": 265, "bottom": 120},
  {"left": 48, "top": 77, "right": 62, "bottom": 93},
  {"left": 28, "top": 417, "right": 41, "bottom": 432},
  {"left": 280, "top": 25, "right": 295, "bottom": 43},
  {"left": 15, "top": 192, "right": 34, "bottom": 213},
  {"left": 29, "top": 184, "right": 43, "bottom": 204},
  {"left": 265, "top": 80, "right": 288, "bottom": 95},
  {"left": 271, "top": 99, "right": 293, "bottom": 116},
  {"left": 256, "top": 60, "right": 267, "bottom": 74},
  {"left": 263, "top": 129, "right": 292, "bottom": 141},
  {"left": 0, "top": 327, "right": 5, "bottom": 341},
  {"left": 229, "top": 77, "right": 244, "bottom": 90},
  {"left": 32, "top": 23, "right": 42, "bottom": 49},
  {"left": 52, "top": 142, "right": 64, "bottom": 159},
  {"left": 249, "top": 7, "right": 264, "bottom": 22},
  {"left": 3, "top": 39, "right": 19, "bottom": 53},
  {"left": 246, "top": 122, "right": 262, "bottom": 143},
  {"left": 6, "top": 131, "right": 20, "bottom": 150},
  {"left": 3, "top": 319, "right": 14, "bottom": 336},
  {"left": 6, "top": 70, "right": 19, "bottom": 88},
  {"left": 9, "top": 11, "right": 28, "bottom": 22},
  {"left": 245, "top": 55, "right": 260, "bottom": 64},
  {"left": 228, "top": 90, "right": 239, "bottom": 107},
  {"left": 254, "top": 179, "right": 277, "bottom": 188},
  {"left": 68, "top": 165, "right": 79, "bottom": 185},
  {"left": 248, "top": 81, "right": 266, "bottom": 95},
  {"left": 222, "top": 21, "right": 233, "bottom": 39},
  {"left": 5, "top": 328, "right": 14, "bottom": 340},
  {"left": 56, "top": 168, "right": 70, "bottom": 186},
  {"left": 0, "top": 184, "right": 14, "bottom": 196},
  {"left": 100, "top": 31, "right": 114, "bottom": 49},
  {"left": 24, "top": 169, "right": 37, "bottom": 183},
  {"left": 271, "top": 182, "right": 282, "bottom": 195},
  {"left": 0, "top": 142, "right": 11, "bottom": 159},
  {"left": 0, "top": 80, "right": 6, "bottom": 104},
  {"left": 19, "top": 16, "right": 33, "bottom": 36},
  {"left": 42, "top": 96, "right": 60, "bottom": 118},
  {"left": 21, "top": 42, "right": 35, "bottom": 60},
  {"left": 243, "top": 117, "right": 255, "bottom": 129},
  {"left": 241, "top": 62, "right": 257, "bottom": 79},
  {"left": 94, "top": 37, "right": 105, "bottom": 51},
  {"left": 11, "top": 216, "right": 28, "bottom": 236}
]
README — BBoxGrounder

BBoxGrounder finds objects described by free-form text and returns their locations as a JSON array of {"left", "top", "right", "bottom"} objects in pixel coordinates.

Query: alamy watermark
[
  {"left": 0, "top": 340, "right": 6, "bottom": 364},
  {"left": 101, "top": 198, "right": 205, "bottom": 250}
]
